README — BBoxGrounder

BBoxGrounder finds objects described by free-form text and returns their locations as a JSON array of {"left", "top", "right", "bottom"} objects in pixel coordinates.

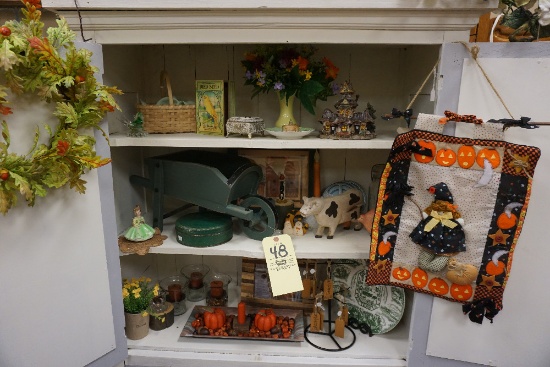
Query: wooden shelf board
[
  {"left": 134, "top": 216, "right": 371, "bottom": 259},
  {"left": 109, "top": 132, "right": 395, "bottom": 150}
]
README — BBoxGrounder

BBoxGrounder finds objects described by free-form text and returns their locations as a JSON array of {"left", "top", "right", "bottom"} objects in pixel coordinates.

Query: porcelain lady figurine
[{"left": 124, "top": 205, "right": 156, "bottom": 242}]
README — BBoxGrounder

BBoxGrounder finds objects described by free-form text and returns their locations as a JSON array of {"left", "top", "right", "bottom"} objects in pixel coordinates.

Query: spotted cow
[{"left": 299, "top": 189, "right": 363, "bottom": 239}]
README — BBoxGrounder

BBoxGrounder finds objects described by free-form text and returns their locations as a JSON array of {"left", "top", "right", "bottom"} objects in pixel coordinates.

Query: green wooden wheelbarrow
[{"left": 130, "top": 150, "right": 277, "bottom": 241}]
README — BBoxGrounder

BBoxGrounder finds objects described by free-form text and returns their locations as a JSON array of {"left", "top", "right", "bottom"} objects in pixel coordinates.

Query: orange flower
[
  {"left": 99, "top": 101, "right": 115, "bottom": 112},
  {"left": 56, "top": 140, "right": 70, "bottom": 156},
  {"left": 323, "top": 57, "right": 339, "bottom": 79},
  {"left": 293, "top": 56, "right": 309, "bottom": 71},
  {"left": 28, "top": 36, "right": 43, "bottom": 50},
  {"left": 0, "top": 105, "right": 12, "bottom": 115},
  {"left": 26, "top": 0, "right": 42, "bottom": 8}
]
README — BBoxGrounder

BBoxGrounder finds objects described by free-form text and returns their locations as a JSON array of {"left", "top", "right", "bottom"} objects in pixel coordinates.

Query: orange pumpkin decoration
[
  {"left": 203, "top": 308, "right": 227, "bottom": 330},
  {"left": 412, "top": 268, "right": 429, "bottom": 288},
  {"left": 476, "top": 148, "right": 501, "bottom": 169},
  {"left": 413, "top": 140, "right": 437, "bottom": 164},
  {"left": 486, "top": 260, "right": 506, "bottom": 276},
  {"left": 428, "top": 277, "right": 449, "bottom": 295},
  {"left": 450, "top": 283, "right": 473, "bottom": 301},
  {"left": 378, "top": 241, "right": 392, "bottom": 256},
  {"left": 392, "top": 267, "right": 411, "bottom": 281},
  {"left": 497, "top": 213, "right": 517, "bottom": 230},
  {"left": 457, "top": 145, "right": 476, "bottom": 169},
  {"left": 435, "top": 148, "right": 457, "bottom": 167},
  {"left": 254, "top": 309, "right": 277, "bottom": 332}
]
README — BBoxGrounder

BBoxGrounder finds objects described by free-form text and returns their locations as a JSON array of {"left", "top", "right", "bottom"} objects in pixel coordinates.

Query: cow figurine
[{"left": 299, "top": 189, "right": 363, "bottom": 239}]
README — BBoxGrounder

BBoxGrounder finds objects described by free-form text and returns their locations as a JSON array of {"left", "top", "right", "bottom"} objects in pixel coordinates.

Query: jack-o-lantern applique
[
  {"left": 428, "top": 277, "right": 450, "bottom": 295},
  {"left": 457, "top": 145, "right": 476, "bottom": 169},
  {"left": 435, "top": 148, "right": 457, "bottom": 167},
  {"left": 392, "top": 267, "right": 411, "bottom": 281},
  {"left": 485, "top": 250, "right": 508, "bottom": 276},
  {"left": 412, "top": 268, "right": 429, "bottom": 288},
  {"left": 476, "top": 148, "right": 501, "bottom": 169},
  {"left": 496, "top": 202, "right": 523, "bottom": 230},
  {"left": 450, "top": 283, "right": 473, "bottom": 301},
  {"left": 413, "top": 140, "right": 437, "bottom": 164}
]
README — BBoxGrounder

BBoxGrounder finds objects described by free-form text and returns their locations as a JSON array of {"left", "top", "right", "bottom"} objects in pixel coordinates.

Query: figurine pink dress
[{"left": 124, "top": 205, "right": 155, "bottom": 242}]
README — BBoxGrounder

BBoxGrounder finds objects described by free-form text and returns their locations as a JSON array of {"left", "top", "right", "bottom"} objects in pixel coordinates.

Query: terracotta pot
[{"left": 124, "top": 312, "right": 150, "bottom": 340}]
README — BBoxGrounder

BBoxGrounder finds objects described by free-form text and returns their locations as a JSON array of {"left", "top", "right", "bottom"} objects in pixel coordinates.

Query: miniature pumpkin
[
  {"left": 254, "top": 309, "right": 277, "bottom": 332},
  {"left": 486, "top": 250, "right": 508, "bottom": 276},
  {"left": 435, "top": 148, "right": 457, "bottom": 167},
  {"left": 457, "top": 145, "right": 476, "bottom": 169},
  {"left": 412, "top": 268, "right": 429, "bottom": 288},
  {"left": 378, "top": 240, "right": 392, "bottom": 256},
  {"left": 476, "top": 148, "right": 501, "bottom": 169},
  {"left": 203, "top": 308, "right": 226, "bottom": 330},
  {"left": 497, "top": 213, "right": 517, "bottom": 230},
  {"left": 413, "top": 140, "right": 436, "bottom": 164},
  {"left": 392, "top": 267, "right": 411, "bottom": 281},
  {"left": 446, "top": 258, "right": 479, "bottom": 285},
  {"left": 450, "top": 283, "right": 473, "bottom": 301},
  {"left": 486, "top": 260, "right": 506, "bottom": 276},
  {"left": 428, "top": 277, "right": 449, "bottom": 295}
]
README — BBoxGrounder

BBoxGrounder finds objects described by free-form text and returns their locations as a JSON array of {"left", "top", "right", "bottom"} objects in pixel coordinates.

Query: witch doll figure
[
  {"left": 124, "top": 205, "right": 156, "bottom": 242},
  {"left": 409, "top": 182, "right": 465, "bottom": 273}
]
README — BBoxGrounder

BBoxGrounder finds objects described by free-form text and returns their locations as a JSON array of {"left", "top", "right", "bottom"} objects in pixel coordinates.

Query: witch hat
[{"left": 428, "top": 182, "right": 454, "bottom": 203}]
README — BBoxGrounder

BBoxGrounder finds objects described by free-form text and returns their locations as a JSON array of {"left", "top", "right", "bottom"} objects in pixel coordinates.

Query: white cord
[{"left": 490, "top": 14, "right": 504, "bottom": 43}]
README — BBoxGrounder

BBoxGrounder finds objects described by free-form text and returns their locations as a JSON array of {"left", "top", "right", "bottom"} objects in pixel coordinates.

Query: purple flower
[
  {"left": 332, "top": 83, "right": 340, "bottom": 94},
  {"left": 257, "top": 77, "right": 266, "bottom": 87},
  {"left": 245, "top": 70, "right": 254, "bottom": 80},
  {"left": 274, "top": 82, "right": 285, "bottom": 91}
]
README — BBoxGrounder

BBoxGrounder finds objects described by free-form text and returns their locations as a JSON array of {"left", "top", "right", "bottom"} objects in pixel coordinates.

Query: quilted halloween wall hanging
[{"left": 366, "top": 112, "right": 541, "bottom": 324}]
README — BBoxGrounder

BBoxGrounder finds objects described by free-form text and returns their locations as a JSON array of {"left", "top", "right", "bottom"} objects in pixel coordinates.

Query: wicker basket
[{"left": 137, "top": 71, "right": 196, "bottom": 134}]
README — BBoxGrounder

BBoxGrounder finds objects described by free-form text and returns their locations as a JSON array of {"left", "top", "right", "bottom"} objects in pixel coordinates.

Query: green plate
[{"left": 331, "top": 259, "right": 405, "bottom": 334}]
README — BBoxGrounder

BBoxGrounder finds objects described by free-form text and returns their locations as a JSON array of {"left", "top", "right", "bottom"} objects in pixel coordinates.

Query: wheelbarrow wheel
[{"left": 239, "top": 195, "right": 278, "bottom": 241}]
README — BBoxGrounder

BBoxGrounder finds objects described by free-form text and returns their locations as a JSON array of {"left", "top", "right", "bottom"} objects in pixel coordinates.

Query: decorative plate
[
  {"left": 264, "top": 127, "right": 315, "bottom": 139},
  {"left": 323, "top": 180, "right": 368, "bottom": 213},
  {"left": 331, "top": 259, "right": 405, "bottom": 334}
]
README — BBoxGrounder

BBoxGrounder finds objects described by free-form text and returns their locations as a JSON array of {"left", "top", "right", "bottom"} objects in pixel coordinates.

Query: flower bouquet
[
  {"left": 241, "top": 45, "right": 339, "bottom": 115},
  {"left": 122, "top": 277, "right": 161, "bottom": 339},
  {"left": 122, "top": 277, "right": 160, "bottom": 315}
]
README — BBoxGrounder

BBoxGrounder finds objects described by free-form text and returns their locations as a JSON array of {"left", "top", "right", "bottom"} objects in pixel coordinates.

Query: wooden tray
[{"left": 180, "top": 305, "right": 305, "bottom": 342}]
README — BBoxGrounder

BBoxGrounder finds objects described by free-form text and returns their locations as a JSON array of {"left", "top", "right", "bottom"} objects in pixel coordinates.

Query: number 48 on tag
[{"left": 262, "top": 234, "right": 303, "bottom": 297}]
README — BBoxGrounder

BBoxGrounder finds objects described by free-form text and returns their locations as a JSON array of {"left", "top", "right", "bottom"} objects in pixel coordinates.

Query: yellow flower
[
  {"left": 122, "top": 288, "right": 129, "bottom": 298},
  {"left": 304, "top": 70, "right": 312, "bottom": 80},
  {"left": 141, "top": 311, "right": 148, "bottom": 317},
  {"left": 146, "top": 278, "right": 152, "bottom": 283}
]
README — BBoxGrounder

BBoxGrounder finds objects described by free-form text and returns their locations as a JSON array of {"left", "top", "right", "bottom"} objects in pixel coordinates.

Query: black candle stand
[{"left": 304, "top": 299, "right": 356, "bottom": 352}]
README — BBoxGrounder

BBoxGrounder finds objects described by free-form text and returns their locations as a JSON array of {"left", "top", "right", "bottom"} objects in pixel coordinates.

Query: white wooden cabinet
[{"left": 40, "top": 2, "right": 498, "bottom": 366}]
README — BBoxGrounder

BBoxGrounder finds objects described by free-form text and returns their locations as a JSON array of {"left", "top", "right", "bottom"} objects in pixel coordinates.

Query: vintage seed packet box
[{"left": 195, "top": 80, "right": 234, "bottom": 136}]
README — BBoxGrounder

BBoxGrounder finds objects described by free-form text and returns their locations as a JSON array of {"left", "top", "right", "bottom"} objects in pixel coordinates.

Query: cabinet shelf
[
  {"left": 126, "top": 284, "right": 409, "bottom": 367},
  {"left": 138, "top": 216, "right": 371, "bottom": 259},
  {"left": 109, "top": 132, "right": 396, "bottom": 150}
]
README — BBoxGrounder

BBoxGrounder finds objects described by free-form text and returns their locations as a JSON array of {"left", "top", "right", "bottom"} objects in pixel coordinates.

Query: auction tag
[
  {"left": 342, "top": 305, "right": 349, "bottom": 325},
  {"left": 262, "top": 234, "right": 303, "bottom": 297},
  {"left": 334, "top": 312, "right": 345, "bottom": 338},
  {"left": 301, "top": 278, "right": 312, "bottom": 299},
  {"left": 309, "top": 311, "right": 321, "bottom": 332},
  {"left": 323, "top": 279, "right": 333, "bottom": 300}
]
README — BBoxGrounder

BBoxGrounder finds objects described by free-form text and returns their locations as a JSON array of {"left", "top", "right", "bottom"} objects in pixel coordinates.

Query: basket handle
[{"left": 160, "top": 70, "right": 175, "bottom": 106}]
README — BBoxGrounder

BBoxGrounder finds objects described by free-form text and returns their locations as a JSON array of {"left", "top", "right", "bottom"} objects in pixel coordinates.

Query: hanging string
[
  {"left": 406, "top": 59, "right": 439, "bottom": 111},
  {"left": 73, "top": 0, "right": 91, "bottom": 42},
  {"left": 458, "top": 41, "right": 514, "bottom": 119}
]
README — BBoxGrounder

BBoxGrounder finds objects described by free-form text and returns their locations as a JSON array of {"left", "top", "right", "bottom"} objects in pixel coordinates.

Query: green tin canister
[{"left": 175, "top": 211, "right": 233, "bottom": 247}]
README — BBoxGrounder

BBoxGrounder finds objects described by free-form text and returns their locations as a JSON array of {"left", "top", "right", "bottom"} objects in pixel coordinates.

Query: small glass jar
[
  {"left": 159, "top": 275, "right": 188, "bottom": 316},
  {"left": 205, "top": 272, "right": 232, "bottom": 306},
  {"left": 180, "top": 264, "right": 210, "bottom": 302}
]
